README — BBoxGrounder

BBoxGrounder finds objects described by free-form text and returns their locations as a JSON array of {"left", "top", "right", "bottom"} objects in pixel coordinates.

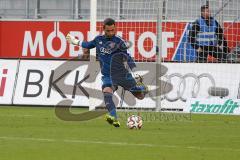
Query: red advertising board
[
  {"left": 0, "top": 21, "right": 90, "bottom": 59},
  {"left": 0, "top": 21, "right": 239, "bottom": 60},
  {"left": 224, "top": 22, "right": 240, "bottom": 50},
  {"left": 0, "top": 21, "right": 185, "bottom": 60}
]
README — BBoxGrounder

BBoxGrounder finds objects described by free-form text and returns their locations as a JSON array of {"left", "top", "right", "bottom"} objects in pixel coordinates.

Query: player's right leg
[{"left": 102, "top": 77, "right": 120, "bottom": 127}]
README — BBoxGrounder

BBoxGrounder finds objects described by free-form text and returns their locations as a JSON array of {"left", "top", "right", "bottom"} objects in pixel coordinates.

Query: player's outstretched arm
[{"left": 66, "top": 33, "right": 96, "bottom": 49}]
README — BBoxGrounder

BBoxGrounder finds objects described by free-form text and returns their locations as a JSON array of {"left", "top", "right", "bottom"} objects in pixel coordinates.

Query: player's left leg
[{"left": 129, "top": 75, "right": 148, "bottom": 100}]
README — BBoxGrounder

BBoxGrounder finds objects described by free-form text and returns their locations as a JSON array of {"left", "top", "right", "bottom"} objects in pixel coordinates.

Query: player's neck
[{"left": 104, "top": 35, "right": 115, "bottom": 39}]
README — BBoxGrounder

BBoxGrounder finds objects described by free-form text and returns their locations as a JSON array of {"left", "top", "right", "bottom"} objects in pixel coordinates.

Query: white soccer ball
[{"left": 127, "top": 115, "right": 143, "bottom": 129}]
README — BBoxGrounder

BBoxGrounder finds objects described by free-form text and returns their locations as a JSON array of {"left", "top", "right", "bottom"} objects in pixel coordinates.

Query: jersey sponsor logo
[{"left": 100, "top": 47, "right": 112, "bottom": 54}]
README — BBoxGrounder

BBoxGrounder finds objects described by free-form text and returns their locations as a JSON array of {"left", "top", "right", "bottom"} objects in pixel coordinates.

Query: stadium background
[
  {"left": 1, "top": 1, "right": 240, "bottom": 160},
  {"left": 1, "top": 0, "right": 240, "bottom": 112}
]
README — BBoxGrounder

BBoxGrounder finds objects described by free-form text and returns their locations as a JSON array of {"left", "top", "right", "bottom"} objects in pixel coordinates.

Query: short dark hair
[
  {"left": 103, "top": 18, "right": 115, "bottom": 26},
  {"left": 201, "top": 5, "right": 209, "bottom": 12}
]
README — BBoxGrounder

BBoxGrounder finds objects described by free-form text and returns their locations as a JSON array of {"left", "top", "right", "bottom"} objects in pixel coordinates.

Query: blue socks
[{"left": 103, "top": 92, "right": 117, "bottom": 119}]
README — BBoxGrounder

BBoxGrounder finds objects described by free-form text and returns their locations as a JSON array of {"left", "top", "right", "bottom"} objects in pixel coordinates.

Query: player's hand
[{"left": 66, "top": 33, "right": 80, "bottom": 45}]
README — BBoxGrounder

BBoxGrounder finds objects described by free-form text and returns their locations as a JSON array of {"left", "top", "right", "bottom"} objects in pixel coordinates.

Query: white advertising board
[
  {"left": 13, "top": 60, "right": 91, "bottom": 106},
  {"left": 13, "top": 60, "right": 156, "bottom": 108},
  {"left": 0, "top": 60, "right": 18, "bottom": 105},
  {"left": 8, "top": 60, "right": 240, "bottom": 111},
  {"left": 160, "top": 63, "right": 240, "bottom": 110}
]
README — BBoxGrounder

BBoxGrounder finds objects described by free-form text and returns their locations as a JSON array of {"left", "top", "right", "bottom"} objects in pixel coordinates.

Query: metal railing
[{"left": 0, "top": 0, "right": 239, "bottom": 21}]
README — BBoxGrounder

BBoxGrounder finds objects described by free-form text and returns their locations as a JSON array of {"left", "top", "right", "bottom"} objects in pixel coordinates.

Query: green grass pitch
[{"left": 0, "top": 106, "right": 240, "bottom": 160}]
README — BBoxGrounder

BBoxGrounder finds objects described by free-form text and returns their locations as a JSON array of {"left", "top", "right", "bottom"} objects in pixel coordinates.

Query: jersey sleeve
[
  {"left": 123, "top": 44, "right": 136, "bottom": 69},
  {"left": 118, "top": 38, "right": 136, "bottom": 70},
  {"left": 126, "top": 53, "right": 136, "bottom": 70},
  {"left": 79, "top": 38, "right": 96, "bottom": 49}
]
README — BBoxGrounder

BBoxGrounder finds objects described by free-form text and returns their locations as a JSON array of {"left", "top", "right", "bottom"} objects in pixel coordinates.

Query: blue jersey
[{"left": 80, "top": 35, "right": 136, "bottom": 77}]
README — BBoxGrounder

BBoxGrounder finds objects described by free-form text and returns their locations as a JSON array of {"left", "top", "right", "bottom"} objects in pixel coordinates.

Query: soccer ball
[{"left": 127, "top": 115, "right": 143, "bottom": 129}]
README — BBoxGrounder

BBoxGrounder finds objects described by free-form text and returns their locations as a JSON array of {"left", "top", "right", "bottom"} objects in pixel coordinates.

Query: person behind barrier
[{"left": 188, "top": 5, "right": 229, "bottom": 62}]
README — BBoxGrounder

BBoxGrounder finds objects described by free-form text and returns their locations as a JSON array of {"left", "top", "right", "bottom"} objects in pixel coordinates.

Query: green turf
[{"left": 0, "top": 106, "right": 240, "bottom": 160}]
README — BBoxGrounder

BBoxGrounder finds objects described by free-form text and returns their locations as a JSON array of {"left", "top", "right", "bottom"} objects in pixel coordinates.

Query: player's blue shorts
[
  {"left": 101, "top": 73, "right": 146, "bottom": 94},
  {"left": 101, "top": 73, "right": 136, "bottom": 91}
]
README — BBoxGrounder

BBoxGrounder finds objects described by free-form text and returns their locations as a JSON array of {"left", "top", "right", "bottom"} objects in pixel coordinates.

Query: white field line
[
  {"left": 1, "top": 136, "right": 240, "bottom": 152},
  {"left": 0, "top": 114, "right": 34, "bottom": 117},
  {"left": 0, "top": 136, "right": 54, "bottom": 142},
  {"left": 0, "top": 136, "right": 153, "bottom": 147},
  {"left": 63, "top": 139, "right": 154, "bottom": 147}
]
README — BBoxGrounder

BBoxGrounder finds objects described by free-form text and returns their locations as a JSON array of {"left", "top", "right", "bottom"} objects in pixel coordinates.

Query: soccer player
[{"left": 66, "top": 18, "right": 148, "bottom": 127}]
